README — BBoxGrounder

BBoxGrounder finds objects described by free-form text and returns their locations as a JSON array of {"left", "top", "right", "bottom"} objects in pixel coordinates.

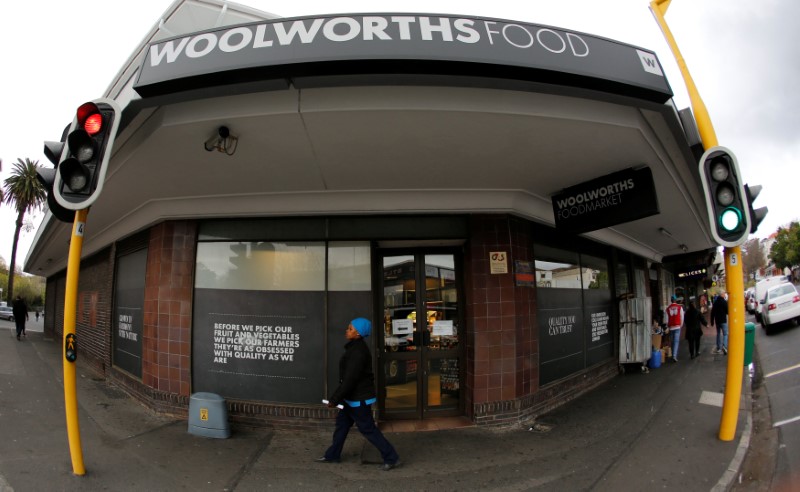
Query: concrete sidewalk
[{"left": 0, "top": 324, "right": 749, "bottom": 491}]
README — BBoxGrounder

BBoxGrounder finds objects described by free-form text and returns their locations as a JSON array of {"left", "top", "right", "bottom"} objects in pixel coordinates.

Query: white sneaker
[
  {"left": 722, "top": 347, "right": 727, "bottom": 355},
  {"left": 711, "top": 348, "right": 720, "bottom": 354}
]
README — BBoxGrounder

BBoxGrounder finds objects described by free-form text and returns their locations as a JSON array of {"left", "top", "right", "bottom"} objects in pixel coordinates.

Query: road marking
[
  {"left": 699, "top": 390, "right": 724, "bottom": 407},
  {"left": 765, "top": 362, "right": 800, "bottom": 379},
  {"left": 773, "top": 414, "right": 800, "bottom": 428}
]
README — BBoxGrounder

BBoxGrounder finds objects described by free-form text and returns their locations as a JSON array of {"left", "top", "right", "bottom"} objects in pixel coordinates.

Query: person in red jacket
[
  {"left": 664, "top": 296, "right": 685, "bottom": 362},
  {"left": 316, "top": 317, "right": 400, "bottom": 471}
]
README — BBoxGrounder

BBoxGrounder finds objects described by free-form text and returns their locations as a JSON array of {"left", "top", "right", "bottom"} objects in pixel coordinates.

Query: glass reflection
[
  {"left": 384, "top": 359, "right": 418, "bottom": 411},
  {"left": 427, "top": 358, "right": 459, "bottom": 409},
  {"left": 382, "top": 255, "right": 459, "bottom": 353}
]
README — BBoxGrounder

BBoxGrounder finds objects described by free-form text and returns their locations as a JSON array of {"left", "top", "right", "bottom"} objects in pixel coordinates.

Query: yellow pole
[
  {"left": 719, "top": 250, "right": 745, "bottom": 440},
  {"left": 649, "top": 0, "right": 745, "bottom": 441},
  {"left": 64, "top": 208, "right": 88, "bottom": 475},
  {"left": 649, "top": 0, "right": 717, "bottom": 148}
]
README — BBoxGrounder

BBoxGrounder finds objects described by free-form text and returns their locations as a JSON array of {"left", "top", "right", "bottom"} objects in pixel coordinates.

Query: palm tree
[{"left": 2, "top": 158, "right": 46, "bottom": 304}]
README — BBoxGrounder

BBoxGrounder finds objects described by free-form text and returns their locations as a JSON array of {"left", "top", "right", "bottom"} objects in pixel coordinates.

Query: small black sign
[{"left": 552, "top": 167, "right": 659, "bottom": 234}]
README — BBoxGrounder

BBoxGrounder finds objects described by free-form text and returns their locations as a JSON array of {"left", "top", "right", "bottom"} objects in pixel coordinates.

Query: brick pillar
[
  {"left": 142, "top": 221, "right": 196, "bottom": 397},
  {"left": 466, "top": 215, "right": 538, "bottom": 411}
]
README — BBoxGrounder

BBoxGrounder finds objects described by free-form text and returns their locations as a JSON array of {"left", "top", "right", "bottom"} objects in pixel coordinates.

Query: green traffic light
[{"left": 720, "top": 207, "right": 743, "bottom": 231}]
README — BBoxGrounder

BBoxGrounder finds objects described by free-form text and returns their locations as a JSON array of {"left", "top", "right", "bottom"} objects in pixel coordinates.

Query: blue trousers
[
  {"left": 716, "top": 322, "right": 729, "bottom": 350},
  {"left": 324, "top": 404, "right": 399, "bottom": 464},
  {"left": 671, "top": 328, "right": 681, "bottom": 359}
]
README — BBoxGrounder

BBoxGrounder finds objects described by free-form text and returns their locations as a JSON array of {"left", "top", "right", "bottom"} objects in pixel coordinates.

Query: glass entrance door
[{"left": 378, "top": 251, "right": 463, "bottom": 420}]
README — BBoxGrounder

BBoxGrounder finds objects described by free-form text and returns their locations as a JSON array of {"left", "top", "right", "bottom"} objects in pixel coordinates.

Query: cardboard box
[{"left": 651, "top": 334, "right": 662, "bottom": 350}]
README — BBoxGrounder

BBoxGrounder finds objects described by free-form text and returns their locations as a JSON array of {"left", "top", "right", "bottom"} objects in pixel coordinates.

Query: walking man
[
  {"left": 664, "top": 295, "right": 684, "bottom": 362},
  {"left": 710, "top": 292, "right": 729, "bottom": 354},
  {"left": 12, "top": 296, "right": 29, "bottom": 341}
]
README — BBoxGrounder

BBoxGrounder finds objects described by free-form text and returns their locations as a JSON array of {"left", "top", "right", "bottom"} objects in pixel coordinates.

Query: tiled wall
[
  {"left": 142, "top": 221, "right": 196, "bottom": 396},
  {"left": 465, "top": 215, "right": 537, "bottom": 415},
  {"left": 465, "top": 215, "right": 616, "bottom": 426}
]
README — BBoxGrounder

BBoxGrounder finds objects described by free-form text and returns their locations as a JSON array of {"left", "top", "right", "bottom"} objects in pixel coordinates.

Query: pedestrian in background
[
  {"left": 317, "top": 317, "right": 400, "bottom": 471},
  {"left": 664, "top": 295, "right": 684, "bottom": 362},
  {"left": 710, "top": 292, "right": 729, "bottom": 355},
  {"left": 684, "top": 300, "right": 707, "bottom": 359},
  {"left": 12, "top": 296, "right": 29, "bottom": 341}
]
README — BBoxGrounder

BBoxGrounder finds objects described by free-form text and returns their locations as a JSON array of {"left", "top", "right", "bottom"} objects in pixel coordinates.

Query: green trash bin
[{"left": 744, "top": 322, "right": 755, "bottom": 366}]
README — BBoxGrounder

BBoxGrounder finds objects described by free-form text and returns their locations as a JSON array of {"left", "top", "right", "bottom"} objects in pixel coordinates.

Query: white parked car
[
  {"left": 0, "top": 306, "right": 14, "bottom": 321},
  {"left": 755, "top": 276, "right": 790, "bottom": 323},
  {"left": 761, "top": 282, "right": 800, "bottom": 332},
  {"left": 745, "top": 288, "right": 756, "bottom": 314}
]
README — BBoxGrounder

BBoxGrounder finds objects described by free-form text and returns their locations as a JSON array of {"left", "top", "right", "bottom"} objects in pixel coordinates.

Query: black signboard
[
  {"left": 537, "top": 289, "right": 584, "bottom": 385},
  {"left": 135, "top": 14, "right": 671, "bottom": 102},
  {"left": 584, "top": 289, "right": 613, "bottom": 367},
  {"left": 113, "top": 249, "right": 147, "bottom": 377},
  {"left": 537, "top": 287, "right": 614, "bottom": 384},
  {"left": 192, "top": 288, "right": 324, "bottom": 403},
  {"left": 552, "top": 167, "right": 659, "bottom": 234}
]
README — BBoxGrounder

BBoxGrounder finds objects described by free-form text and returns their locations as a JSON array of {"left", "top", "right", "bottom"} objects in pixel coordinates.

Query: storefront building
[{"left": 27, "top": 0, "right": 718, "bottom": 428}]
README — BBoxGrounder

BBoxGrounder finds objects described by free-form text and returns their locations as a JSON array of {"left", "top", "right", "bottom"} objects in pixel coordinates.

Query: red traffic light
[
  {"left": 53, "top": 98, "right": 121, "bottom": 210},
  {"left": 76, "top": 102, "right": 104, "bottom": 136},
  {"left": 84, "top": 113, "right": 103, "bottom": 135}
]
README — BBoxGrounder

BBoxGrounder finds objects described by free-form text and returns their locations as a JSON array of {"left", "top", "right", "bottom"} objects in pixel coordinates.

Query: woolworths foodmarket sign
[
  {"left": 551, "top": 167, "right": 660, "bottom": 234},
  {"left": 135, "top": 14, "right": 671, "bottom": 100}
]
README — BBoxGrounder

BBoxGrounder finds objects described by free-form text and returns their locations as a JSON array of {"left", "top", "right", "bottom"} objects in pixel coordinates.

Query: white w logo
[{"left": 636, "top": 49, "right": 663, "bottom": 76}]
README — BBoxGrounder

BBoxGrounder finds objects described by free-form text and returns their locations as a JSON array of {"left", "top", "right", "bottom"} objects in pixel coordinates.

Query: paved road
[{"left": 0, "top": 320, "right": 751, "bottom": 491}]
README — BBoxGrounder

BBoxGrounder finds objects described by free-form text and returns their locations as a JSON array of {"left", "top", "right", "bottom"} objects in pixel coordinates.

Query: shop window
[
  {"left": 534, "top": 242, "right": 614, "bottom": 384},
  {"left": 195, "top": 241, "right": 325, "bottom": 291},
  {"left": 327, "top": 242, "right": 371, "bottom": 291},
  {"left": 615, "top": 260, "right": 631, "bottom": 297},
  {"left": 326, "top": 242, "right": 372, "bottom": 397},
  {"left": 534, "top": 245, "right": 580, "bottom": 289},
  {"left": 634, "top": 266, "right": 647, "bottom": 298},
  {"left": 192, "top": 241, "right": 326, "bottom": 404},
  {"left": 580, "top": 254, "right": 609, "bottom": 290},
  {"left": 112, "top": 248, "right": 147, "bottom": 379}
]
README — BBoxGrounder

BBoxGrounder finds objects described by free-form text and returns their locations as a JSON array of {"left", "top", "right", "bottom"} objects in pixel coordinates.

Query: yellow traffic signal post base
[
  {"left": 64, "top": 208, "right": 88, "bottom": 475},
  {"left": 719, "top": 246, "right": 745, "bottom": 441}
]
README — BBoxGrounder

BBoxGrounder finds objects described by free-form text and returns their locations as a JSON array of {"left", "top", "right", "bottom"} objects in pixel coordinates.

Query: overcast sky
[{"left": 1, "top": 0, "right": 797, "bottom": 270}]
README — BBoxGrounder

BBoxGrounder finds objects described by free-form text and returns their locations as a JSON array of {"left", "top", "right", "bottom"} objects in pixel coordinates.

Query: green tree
[
  {"left": 13, "top": 273, "right": 45, "bottom": 308},
  {"left": 0, "top": 256, "right": 8, "bottom": 302},
  {"left": 2, "top": 158, "right": 46, "bottom": 304},
  {"left": 769, "top": 221, "right": 800, "bottom": 271},
  {"left": 742, "top": 238, "right": 766, "bottom": 283}
]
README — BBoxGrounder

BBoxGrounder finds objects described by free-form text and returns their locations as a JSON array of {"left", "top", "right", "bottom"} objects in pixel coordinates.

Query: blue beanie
[{"left": 351, "top": 318, "right": 372, "bottom": 337}]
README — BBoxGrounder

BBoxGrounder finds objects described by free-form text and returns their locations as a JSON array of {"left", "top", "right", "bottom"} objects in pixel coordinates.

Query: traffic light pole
[
  {"left": 650, "top": 0, "right": 744, "bottom": 441},
  {"left": 64, "top": 208, "right": 88, "bottom": 475}
]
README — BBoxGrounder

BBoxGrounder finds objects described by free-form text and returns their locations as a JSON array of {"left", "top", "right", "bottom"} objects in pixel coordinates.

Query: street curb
[{"left": 712, "top": 366, "right": 753, "bottom": 491}]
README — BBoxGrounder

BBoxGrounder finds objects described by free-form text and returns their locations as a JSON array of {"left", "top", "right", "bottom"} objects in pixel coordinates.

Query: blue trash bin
[
  {"left": 648, "top": 349, "right": 661, "bottom": 369},
  {"left": 188, "top": 392, "right": 230, "bottom": 438}
]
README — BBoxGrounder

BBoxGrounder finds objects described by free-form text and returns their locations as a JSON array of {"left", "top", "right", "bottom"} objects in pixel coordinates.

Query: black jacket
[
  {"left": 12, "top": 298, "right": 28, "bottom": 319},
  {"left": 329, "top": 337, "right": 376, "bottom": 405},
  {"left": 684, "top": 305, "right": 707, "bottom": 339},
  {"left": 710, "top": 297, "right": 728, "bottom": 326}
]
